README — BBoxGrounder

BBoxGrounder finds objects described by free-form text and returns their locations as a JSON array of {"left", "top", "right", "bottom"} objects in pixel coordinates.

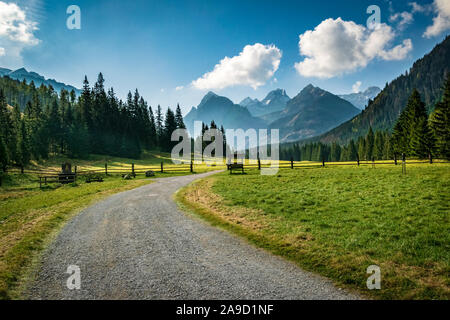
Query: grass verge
[
  {"left": 0, "top": 174, "right": 156, "bottom": 299},
  {"left": 176, "top": 164, "right": 450, "bottom": 300}
]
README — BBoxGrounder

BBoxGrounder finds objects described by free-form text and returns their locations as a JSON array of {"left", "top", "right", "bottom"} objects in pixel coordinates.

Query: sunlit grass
[{"left": 177, "top": 163, "right": 450, "bottom": 300}]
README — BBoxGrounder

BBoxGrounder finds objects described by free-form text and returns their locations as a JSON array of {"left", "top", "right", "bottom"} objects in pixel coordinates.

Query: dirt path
[{"left": 26, "top": 172, "right": 359, "bottom": 300}]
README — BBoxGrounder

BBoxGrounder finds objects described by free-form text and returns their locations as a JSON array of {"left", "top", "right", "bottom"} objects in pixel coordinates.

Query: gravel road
[{"left": 26, "top": 171, "right": 360, "bottom": 300}]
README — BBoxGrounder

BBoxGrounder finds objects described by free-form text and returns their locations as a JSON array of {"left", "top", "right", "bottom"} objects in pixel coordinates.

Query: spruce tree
[
  {"left": 175, "top": 104, "right": 186, "bottom": 129},
  {"left": 18, "top": 119, "right": 30, "bottom": 167},
  {"left": 407, "top": 89, "right": 434, "bottom": 158},
  {"left": 163, "top": 108, "right": 177, "bottom": 152},
  {"left": 347, "top": 140, "right": 356, "bottom": 161},
  {"left": 156, "top": 105, "right": 163, "bottom": 147},
  {"left": 0, "top": 137, "right": 7, "bottom": 172},
  {"left": 374, "top": 131, "right": 384, "bottom": 160},
  {"left": 365, "top": 127, "right": 374, "bottom": 160},
  {"left": 430, "top": 76, "right": 450, "bottom": 159}
]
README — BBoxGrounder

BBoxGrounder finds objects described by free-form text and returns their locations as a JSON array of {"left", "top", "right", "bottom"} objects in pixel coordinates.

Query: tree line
[
  {"left": 0, "top": 73, "right": 187, "bottom": 171},
  {"left": 281, "top": 76, "right": 449, "bottom": 162}
]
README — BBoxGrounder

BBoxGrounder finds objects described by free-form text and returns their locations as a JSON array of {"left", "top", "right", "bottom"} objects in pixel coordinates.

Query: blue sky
[{"left": 0, "top": 0, "right": 449, "bottom": 114}]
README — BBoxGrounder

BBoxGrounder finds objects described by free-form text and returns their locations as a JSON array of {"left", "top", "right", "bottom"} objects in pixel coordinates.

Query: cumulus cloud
[
  {"left": 0, "top": 1, "right": 39, "bottom": 66},
  {"left": 390, "top": 11, "right": 414, "bottom": 29},
  {"left": 409, "top": 2, "right": 432, "bottom": 13},
  {"left": 352, "top": 81, "right": 362, "bottom": 93},
  {"left": 175, "top": 86, "right": 184, "bottom": 91},
  {"left": 424, "top": 0, "right": 450, "bottom": 38},
  {"left": 0, "top": 47, "right": 5, "bottom": 56},
  {"left": 294, "top": 18, "right": 413, "bottom": 78},
  {"left": 192, "top": 43, "right": 282, "bottom": 90}
]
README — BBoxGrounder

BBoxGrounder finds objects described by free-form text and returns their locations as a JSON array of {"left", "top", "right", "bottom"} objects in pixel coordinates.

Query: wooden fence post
[
  {"left": 74, "top": 166, "right": 77, "bottom": 175},
  {"left": 20, "top": 165, "right": 24, "bottom": 174},
  {"left": 357, "top": 153, "right": 360, "bottom": 166},
  {"left": 190, "top": 161, "right": 193, "bottom": 173},
  {"left": 322, "top": 159, "right": 325, "bottom": 167},
  {"left": 402, "top": 153, "right": 406, "bottom": 174},
  {"left": 105, "top": 163, "right": 108, "bottom": 175},
  {"left": 429, "top": 153, "right": 433, "bottom": 164},
  {"left": 290, "top": 157, "right": 294, "bottom": 169},
  {"left": 394, "top": 154, "right": 397, "bottom": 165},
  {"left": 258, "top": 157, "right": 261, "bottom": 170},
  {"left": 132, "top": 163, "right": 135, "bottom": 177},
  {"left": 161, "top": 162, "right": 164, "bottom": 173},
  {"left": 372, "top": 157, "right": 375, "bottom": 169}
]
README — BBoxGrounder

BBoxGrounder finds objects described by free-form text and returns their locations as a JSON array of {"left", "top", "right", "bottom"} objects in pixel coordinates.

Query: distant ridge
[
  {"left": 269, "top": 84, "right": 360, "bottom": 142},
  {"left": 338, "top": 86, "right": 381, "bottom": 110},
  {"left": 184, "top": 91, "right": 267, "bottom": 135},
  {"left": 240, "top": 88, "right": 290, "bottom": 117},
  {"left": 0, "top": 67, "right": 81, "bottom": 95}
]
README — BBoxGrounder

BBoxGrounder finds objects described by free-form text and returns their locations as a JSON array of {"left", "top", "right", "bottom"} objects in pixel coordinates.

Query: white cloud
[
  {"left": 424, "top": 0, "right": 450, "bottom": 38},
  {"left": 390, "top": 11, "right": 414, "bottom": 29},
  {"left": 192, "top": 43, "right": 282, "bottom": 90},
  {"left": 175, "top": 86, "right": 184, "bottom": 91},
  {"left": 0, "top": 47, "right": 5, "bottom": 56},
  {"left": 294, "top": 18, "right": 413, "bottom": 78},
  {"left": 352, "top": 81, "right": 362, "bottom": 93},
  {"left": 409, "top": 2, "right": 432, "bottom": 14},
  {"left": 0, "top": 1, "right": 39, "bottom": 66}
]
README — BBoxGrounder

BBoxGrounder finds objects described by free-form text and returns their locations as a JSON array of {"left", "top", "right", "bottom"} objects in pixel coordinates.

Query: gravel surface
[{"left": 26, "top": 172, "right": 360, "bottom": 300}]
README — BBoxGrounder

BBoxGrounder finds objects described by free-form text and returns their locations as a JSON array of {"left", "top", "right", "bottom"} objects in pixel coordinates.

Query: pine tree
[
  {"left": 347, "top": 139, "right": 356, "bottom": 161},
  {"left": 430, "top": 75, "right": 450, "bottom": 159},
  {"left": 383, "top": 132, "right": 393, "bottom": 160},
  {"left": 407, "top": 89, "right": 434, "bottom": 158},
  {"left": 410, "top": 116, "right": 434, "bottom": 158},
  {"left": 148, "top": 106, "right": 157, "bottom": 148},
  {"left": 175, "top": 104, "right": 186, "bottom": 129},
  {"left": 357, "top": 136, "right": 365, "bottom": 161},
  {"left": 374, "top": 131, "right": 384, "bottom": 160},
  {"left": 330, "top": 142, "right": 341, "bottom": 162},
  {"left": 365, "top": 127, "right": 374, "bottom": 160},
  {"left": 17, "top": 119, "right": 31, "bottom": 167},
  {"left": 0, "top": 136, "right": 7, "bottom": 172},
  {"left": 156, "top": 105, "right": 163, "bottom": 147},
  {"left": 80, "top": 76, "right": 92, "bottom": 129},
  {"left": 162, "top": 108, "right": 177, "bottom": 152}
]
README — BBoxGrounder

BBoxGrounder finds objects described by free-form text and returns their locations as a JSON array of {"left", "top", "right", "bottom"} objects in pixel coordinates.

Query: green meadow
[{"left": 177, "top": 163, "right": 450, "bottom": 299}]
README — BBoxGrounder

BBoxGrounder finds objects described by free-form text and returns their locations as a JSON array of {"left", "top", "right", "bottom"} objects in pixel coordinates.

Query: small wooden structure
[
  {"left": 39, "top": 162, "right": 76, "bottom": 188},
  {"left": 59, "top": 163, "right": 76, "bottom": 184},
  {"left": 227, "top": 163, "right": 244, "bottom": 174}
]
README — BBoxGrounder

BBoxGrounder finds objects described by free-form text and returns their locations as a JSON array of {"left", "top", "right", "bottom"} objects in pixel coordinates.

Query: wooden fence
[{"left": 0, "top": 158, "right": 448, "bottom": 187}]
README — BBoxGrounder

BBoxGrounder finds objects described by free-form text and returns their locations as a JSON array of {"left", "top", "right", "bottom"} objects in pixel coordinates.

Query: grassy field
[
  {"left": 0, "top": 152, "right": 218, "bottom": 300},
  {"left": 177, "top": 163, "right": 450, "bottom": 299}
]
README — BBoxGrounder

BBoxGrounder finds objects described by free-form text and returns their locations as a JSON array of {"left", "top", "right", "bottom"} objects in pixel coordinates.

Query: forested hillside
[
  {"left": 315, "top": 36, "right": 450, "bottom": 144},
  {"left": 0, "top": 74, "right": 186, "bottom": 170}
]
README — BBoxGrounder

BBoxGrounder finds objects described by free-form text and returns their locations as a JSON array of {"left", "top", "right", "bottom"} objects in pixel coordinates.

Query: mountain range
[
  {"left": 338, "top": 86, "right": 381, "bottom": 110},
  {"left": 185, "top": 85, "right": 361, "bottom": 143},
  {"left": 183, "top": 91, "right": 267, "bottom": 136},
  {"left": 269, "top": 85, "right": 360, "bottom": 142},
  {"left": 0, "top": 67, "right": 81, "bottom": 95},
  {"left": 239, "top": 89, "right": 290, "bottom": 117}
]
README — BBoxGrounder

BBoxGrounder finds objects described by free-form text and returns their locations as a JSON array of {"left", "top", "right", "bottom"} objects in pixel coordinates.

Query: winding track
[{"left": 26, "top": 171, "right": 359, "bottom": 300}]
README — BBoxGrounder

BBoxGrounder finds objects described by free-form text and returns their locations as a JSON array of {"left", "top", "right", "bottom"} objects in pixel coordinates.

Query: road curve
[{"left": 26, "top": 171, "right": 360, "bottom": 300}]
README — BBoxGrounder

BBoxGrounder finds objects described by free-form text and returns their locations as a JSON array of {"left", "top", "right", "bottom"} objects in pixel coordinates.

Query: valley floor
[{"left": 177, "top": 163, "right": 450, "bottom": 299}]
